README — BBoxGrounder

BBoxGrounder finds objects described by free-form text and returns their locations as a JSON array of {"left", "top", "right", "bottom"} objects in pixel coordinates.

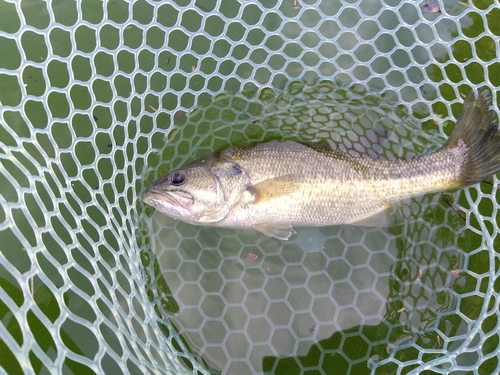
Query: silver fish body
[{"left": 142, "top": 90, "right": 499, "bottom": 239}]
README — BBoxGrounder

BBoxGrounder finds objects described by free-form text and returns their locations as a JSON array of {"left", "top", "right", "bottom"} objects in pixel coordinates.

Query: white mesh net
[{"left": 0, "top": 0, "right": 499, "bottom": 374}]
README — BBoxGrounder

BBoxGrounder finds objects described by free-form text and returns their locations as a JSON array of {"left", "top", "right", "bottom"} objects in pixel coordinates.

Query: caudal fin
[{"left": 443, "top": 89, "right": 499, "bottom": 186}]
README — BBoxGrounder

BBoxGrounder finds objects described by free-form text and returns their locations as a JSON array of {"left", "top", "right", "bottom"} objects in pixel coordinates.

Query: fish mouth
[{"left": 142, "top": 186, "right": 193, "bottom": 211}]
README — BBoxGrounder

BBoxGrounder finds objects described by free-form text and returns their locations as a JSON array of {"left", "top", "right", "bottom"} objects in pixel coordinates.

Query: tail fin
[{"left": 443, "top": 89, "right": 499, "bottom": 186}]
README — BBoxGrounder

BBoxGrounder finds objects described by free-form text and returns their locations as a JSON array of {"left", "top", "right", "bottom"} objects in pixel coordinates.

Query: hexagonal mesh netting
[{"left": 0, "top": 0, "right": 499, "bottom": 374}]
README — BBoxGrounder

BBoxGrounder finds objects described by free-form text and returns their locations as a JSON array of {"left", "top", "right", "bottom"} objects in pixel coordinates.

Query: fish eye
[{"left": 170, "top": 171, "right": 186, "bottom": 186}]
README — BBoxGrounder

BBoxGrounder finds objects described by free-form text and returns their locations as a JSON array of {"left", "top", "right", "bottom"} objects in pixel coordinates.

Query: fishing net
[{"left": 0, "top": 0, "right": 498, "bottom": 374}]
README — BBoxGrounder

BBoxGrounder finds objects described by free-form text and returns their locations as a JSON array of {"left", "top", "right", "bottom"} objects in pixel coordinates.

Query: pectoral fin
[
  {"left": 254, "top": 222, "right": 296, "bottom": 240},
  {"left": 248, "top": 175, "right": 301, "bottom": 203}
]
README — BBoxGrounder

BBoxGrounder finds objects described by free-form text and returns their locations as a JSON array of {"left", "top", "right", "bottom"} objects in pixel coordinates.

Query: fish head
[{"left": 142, "top": 159, "right": 249, "bottom": 224}]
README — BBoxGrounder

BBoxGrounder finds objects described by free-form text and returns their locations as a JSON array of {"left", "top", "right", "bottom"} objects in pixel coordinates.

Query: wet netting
[{"left": 0, "top": 0, "right": 499, "bottom": 374}]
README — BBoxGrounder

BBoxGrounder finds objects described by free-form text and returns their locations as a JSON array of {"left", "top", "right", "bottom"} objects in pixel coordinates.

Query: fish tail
[{"left": 443, "top": 89, "right": 500, "bottom": 186}]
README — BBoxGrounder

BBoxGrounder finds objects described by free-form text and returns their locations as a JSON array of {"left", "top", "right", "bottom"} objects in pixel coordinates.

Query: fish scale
[{"left": 218, "top": 141, "right": 462, "bottom": 228}]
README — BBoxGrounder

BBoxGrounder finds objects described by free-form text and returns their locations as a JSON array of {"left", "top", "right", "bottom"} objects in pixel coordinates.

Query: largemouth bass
[{"left": 142, "top": 90, "right": 499, "bottom": 240}]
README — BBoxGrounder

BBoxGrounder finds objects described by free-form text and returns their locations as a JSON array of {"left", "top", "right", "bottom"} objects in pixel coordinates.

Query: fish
[{"left": 142, "top": 89, "right": 500, "bottom": 240}]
